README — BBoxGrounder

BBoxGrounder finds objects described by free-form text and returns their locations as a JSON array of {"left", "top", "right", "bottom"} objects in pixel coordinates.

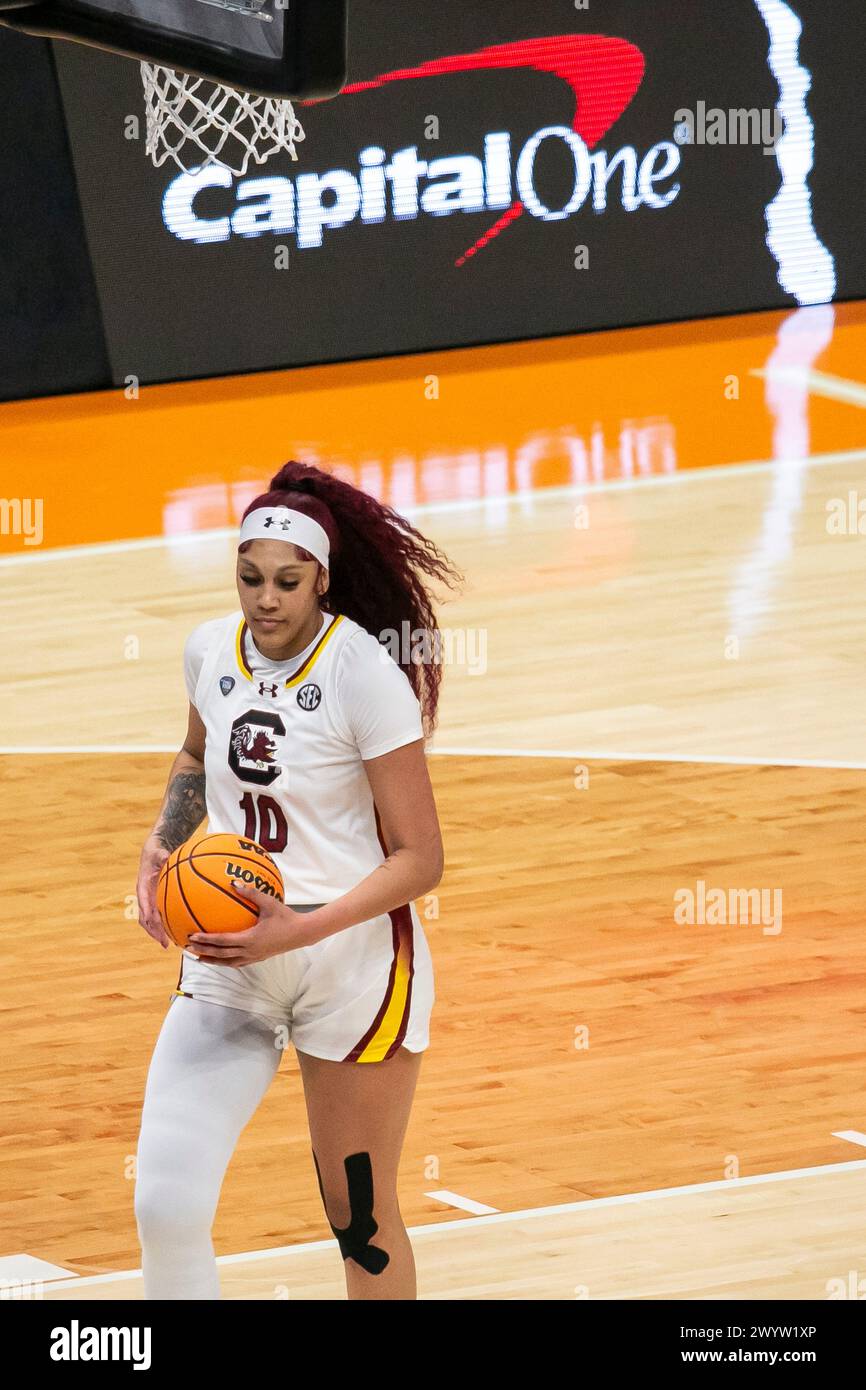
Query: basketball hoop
[
  {"left": 140, "top": 63, "right": 305, "bottom": 176},
  {"left": 0, "top": 0, "right": 346, "bottom": 175}
]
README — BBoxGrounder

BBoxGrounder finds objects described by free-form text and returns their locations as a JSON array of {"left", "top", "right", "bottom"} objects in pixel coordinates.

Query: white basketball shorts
[{"left": 169, "top": 899, "right": 434, "bottom": 1063}]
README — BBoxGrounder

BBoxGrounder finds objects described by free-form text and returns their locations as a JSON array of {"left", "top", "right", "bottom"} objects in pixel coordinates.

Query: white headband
[{"left": 239, "top": 506, "right": 330, "bottom": 571}]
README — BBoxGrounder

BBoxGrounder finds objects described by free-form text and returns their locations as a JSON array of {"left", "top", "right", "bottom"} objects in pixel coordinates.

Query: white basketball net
[{"left": 141, "top": 63, "right": 305, "bottom": 176}]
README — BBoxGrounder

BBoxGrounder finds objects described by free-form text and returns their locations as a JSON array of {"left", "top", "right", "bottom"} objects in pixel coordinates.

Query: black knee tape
[{"left": 313, "top": 1149, "right": 390, "bottom": 1275}]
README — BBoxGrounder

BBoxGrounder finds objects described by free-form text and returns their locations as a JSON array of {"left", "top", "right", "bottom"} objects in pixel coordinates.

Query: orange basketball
[{"left": 156, "top": 831, "right": 284, "bottom": 949}]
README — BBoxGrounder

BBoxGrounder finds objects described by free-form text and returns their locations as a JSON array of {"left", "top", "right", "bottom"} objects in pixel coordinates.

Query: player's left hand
[{"left": 185, "top": 880, "right": 328, "bottom": 964}]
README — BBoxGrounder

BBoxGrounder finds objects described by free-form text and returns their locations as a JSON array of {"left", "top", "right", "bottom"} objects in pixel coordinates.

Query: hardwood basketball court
[{"left": 2, "top": 302, "right": 865, "bottom": 1299}]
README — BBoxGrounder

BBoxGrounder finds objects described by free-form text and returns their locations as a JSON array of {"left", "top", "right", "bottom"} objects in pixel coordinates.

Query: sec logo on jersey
[{"left": 297, "top": 683, "right": 322, "bottom": 711}]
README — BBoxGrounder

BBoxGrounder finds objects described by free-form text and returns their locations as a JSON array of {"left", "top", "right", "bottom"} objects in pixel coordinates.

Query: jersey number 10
[{"left": 239, "top": 792, "right": 288, "bottom": 854}]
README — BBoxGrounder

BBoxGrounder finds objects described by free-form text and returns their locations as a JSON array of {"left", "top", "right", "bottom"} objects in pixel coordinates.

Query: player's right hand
[{"left": 137, "top": 835, "right": 172, "bottom": 949}]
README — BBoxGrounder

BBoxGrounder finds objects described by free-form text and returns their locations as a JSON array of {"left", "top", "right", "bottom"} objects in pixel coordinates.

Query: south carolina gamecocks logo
[{"left": 228, "top": 709, "right": 285, "bottom": 785}]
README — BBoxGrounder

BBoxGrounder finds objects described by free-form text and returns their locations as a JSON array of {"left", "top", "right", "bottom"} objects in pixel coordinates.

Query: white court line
[
  {"left": 0, "top": 1255, "right": 75, "bottom": 1281},
  {"left": 33, "top": 1156, "right": 866, "bottom": 1289},
  {"left": 0, "top": 746, "right": 186, "bottom": 755},
  {"left": 754, "top": 367, "right": 866, "bottom": 408},
  {"left": 429, "top": 748, "right": 866, "bottom": 771},
  {"left": 1, "top": 446, "right": 865, "bottom": 569},
  {"left": 833, "top": 1130, "right": 866, "bottom": 1147},
  {"left": 2, "top": 745, "right": 866, "bottom": 770},
  {"left": 426, "top": 1190, "right": 500, "bottom": 1215}
]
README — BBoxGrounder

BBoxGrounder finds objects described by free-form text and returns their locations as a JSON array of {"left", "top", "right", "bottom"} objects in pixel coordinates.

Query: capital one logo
[{"left": 163, "top": 35, "right": 682, "bottom": 260}]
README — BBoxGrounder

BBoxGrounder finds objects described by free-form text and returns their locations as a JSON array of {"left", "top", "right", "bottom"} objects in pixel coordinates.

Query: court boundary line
[
  {"left": 36, "top": 1156, "right": 866, "bottom": 1288},
  {"left": 2, "top": 746, "right": 865, "bottom": 770},
  {"left": 753, "top": 366, "right": 866, "bottom": 408},
  {"left": 1, "top": 445, "right": 865, "bottom": 568},
  {"left": 430, "top": 748, "right": 866, "bottom": 770}
]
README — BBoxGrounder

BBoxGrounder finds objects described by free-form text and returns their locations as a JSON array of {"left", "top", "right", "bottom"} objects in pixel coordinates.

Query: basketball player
[{"left": 133, "top": 460, "right": 462, "bottom": 1301}]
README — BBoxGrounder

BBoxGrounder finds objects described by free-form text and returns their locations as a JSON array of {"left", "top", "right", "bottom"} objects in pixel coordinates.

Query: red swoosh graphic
[{"left": 308, "top": 36, "right": 645, "bottom": 266}]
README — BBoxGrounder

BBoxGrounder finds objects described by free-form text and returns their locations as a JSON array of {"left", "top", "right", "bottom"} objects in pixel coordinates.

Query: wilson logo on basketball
[
  {"left": 224, "top": 864, "right": 282, "bottom": 896},
  {"left": 236, "top": 838, "right": 272, "bottom": 859}
]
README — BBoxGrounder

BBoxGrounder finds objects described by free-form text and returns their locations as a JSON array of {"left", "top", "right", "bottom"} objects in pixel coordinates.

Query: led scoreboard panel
[{"left": 52, "top": 0, "right": 863, "bottom": 386}]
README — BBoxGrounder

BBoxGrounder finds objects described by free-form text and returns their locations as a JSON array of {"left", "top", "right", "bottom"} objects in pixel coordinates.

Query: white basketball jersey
[{"left": 186, "top": 609, "right": 425, "bottom": 903}]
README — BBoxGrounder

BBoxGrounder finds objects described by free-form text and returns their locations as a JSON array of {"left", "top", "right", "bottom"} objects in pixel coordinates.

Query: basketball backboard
[{"left": 0, "top": 0, "right": 348, "bottom": 98}]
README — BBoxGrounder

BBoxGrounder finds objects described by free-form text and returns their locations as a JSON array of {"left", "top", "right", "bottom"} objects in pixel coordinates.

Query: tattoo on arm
[{"left": 155, "top": 771, "right": 206, "bottom": 852}]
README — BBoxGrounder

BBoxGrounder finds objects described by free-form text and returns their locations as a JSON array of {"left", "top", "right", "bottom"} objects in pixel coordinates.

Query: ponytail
[{"left": 240, "top": 461, "right": 463, "bottom": 735}]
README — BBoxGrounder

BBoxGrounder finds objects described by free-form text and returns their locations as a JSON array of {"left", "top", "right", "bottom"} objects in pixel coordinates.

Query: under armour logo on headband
[{"left": 239, "top": 506, "right": 330, "bottom": 570}]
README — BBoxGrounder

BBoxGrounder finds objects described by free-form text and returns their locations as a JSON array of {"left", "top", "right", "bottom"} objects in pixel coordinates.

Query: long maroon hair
[{"left": 239, "top": 460, "right": 463, "bottom": 735}]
